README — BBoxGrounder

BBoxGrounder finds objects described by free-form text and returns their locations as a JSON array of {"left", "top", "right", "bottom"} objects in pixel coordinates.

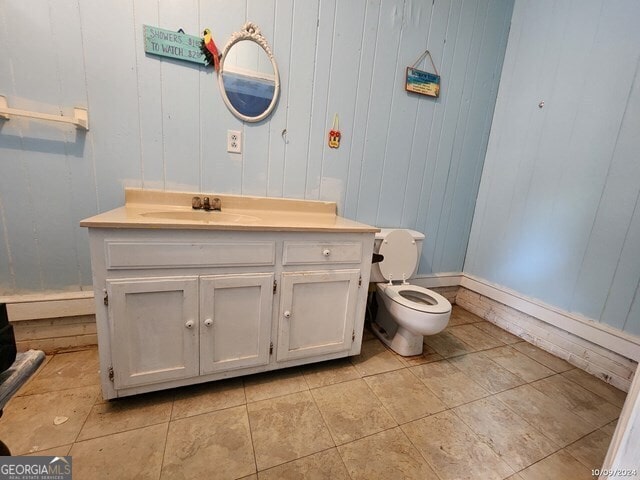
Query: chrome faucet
[{"left": 193, "top": 196, "right": 221, "bottom": 211}]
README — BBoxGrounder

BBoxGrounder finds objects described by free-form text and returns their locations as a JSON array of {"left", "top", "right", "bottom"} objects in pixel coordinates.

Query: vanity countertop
[{"left": 80, "top": 188, "right": 379, "bottom": 233}]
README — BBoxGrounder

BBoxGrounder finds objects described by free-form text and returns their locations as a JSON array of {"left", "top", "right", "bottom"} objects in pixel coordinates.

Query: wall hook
[{"left": 538, "top": 100, "right": 545, "bottom": 109}]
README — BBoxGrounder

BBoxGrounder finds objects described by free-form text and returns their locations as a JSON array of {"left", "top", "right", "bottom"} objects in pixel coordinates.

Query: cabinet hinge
[
  {"left": 352, "top": 330, "right": 355, "bottom": 342},
  {"left": 358, "top": 275, "right": 362, "bottom": 287},
  {"left": 103, "top": 291, "right": 109, "bottom": 306},
  {"left": 273, "top": 280, "right": 277, "bottom": 294},
  {"left": 108, "top": 367, "right": 114, "bottom": 382},
  {"left": 269, "top": 342, "right": 273, "bottom": 355}
]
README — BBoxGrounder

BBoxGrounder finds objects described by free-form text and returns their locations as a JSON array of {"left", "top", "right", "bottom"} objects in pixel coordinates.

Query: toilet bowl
[{"left": 369, "top": 229, "right": 451, "bottom": 356}]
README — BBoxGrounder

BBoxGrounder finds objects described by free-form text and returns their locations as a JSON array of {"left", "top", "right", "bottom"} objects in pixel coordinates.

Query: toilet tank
[{"left": 370, "top": 228, "right": 425, "bottom": 283}]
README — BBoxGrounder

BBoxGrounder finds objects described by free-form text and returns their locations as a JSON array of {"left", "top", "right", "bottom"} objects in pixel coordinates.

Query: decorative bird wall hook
[{"left": 201, "top": 28, "right": 221, "bottom": 72}]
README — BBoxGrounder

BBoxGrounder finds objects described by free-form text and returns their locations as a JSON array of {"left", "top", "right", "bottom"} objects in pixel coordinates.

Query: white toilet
[{"left": 370, "top": 229, "right": 451, "bottom": 356}]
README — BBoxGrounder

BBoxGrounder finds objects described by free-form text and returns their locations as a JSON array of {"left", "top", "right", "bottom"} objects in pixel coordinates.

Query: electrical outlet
[{"left": 227, "top": 130, "right": 242, "bottom": 153}]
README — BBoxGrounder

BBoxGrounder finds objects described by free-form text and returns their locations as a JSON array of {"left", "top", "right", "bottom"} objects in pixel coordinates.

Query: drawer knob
[
  {"left": 323, "top": 249, "right": 331, "bottom": 257},
  {"left": 185, "top": 320, "right": 195, "bottom": 329},
  {"left": 204, "top": 318, "right": 213, "bottom": 327},
  {"left": 283, "top": 311, "right": 291, "bottom": 318}
]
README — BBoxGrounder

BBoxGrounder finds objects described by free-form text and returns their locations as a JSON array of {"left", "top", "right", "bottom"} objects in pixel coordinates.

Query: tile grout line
[
  {"left": 243, "top": 402, "right": 259, "bottom": 477},
  {"left": 155, "top": 422, "right": 170, "bottom": 480},
  {"left": 398, "top": 428, "right": 447, "bottom": 480},
  {"left": 307, "top": 380, "right": 341, "bottom": 450},
  {"left": 156, "top": 390, "right": 177, "bottom": 479}
]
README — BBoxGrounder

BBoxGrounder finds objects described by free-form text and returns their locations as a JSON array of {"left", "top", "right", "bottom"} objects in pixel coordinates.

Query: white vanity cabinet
[
  {"left": 199, "top": 273, "right": 274, "bottom": 374},
  {"left": 277, "top": 242, "right": 365, "bottom": 361},
  {"left": 107, "top": 273, "right": 275, "bottom": 390},
  {"left": 107, "top": 276, "right": 200, "bottom": 389},
  {"left": 87, "top": 229, "right": 374, "bottom": 399}
]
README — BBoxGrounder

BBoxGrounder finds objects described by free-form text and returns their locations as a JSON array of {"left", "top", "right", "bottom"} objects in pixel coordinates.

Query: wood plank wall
[
  {"left": 0, "top": 0, "right": 513, "bottom": 295},
  {"left": 465, "top": 0, "right": 640, "bottom": 335}
]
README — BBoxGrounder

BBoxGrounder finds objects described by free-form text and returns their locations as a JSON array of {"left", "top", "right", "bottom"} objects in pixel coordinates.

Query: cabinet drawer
[
  {"left": 105, "top": 241, "right": 275, "bottom": 269},
  {"left": 282, "top": 241, "right": 362, "bottom": 265}
]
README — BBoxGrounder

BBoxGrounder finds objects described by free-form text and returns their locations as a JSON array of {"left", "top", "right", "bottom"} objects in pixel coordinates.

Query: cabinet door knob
[
  {"left": 185, "top": 320, "right": 195, "bottom": 329},
  {"left": 283, "top": 311, "right": 291, "bottom": 318},
  {"left": 323, "top": 249, "right": 331, "bottom": 257},
  {"left": 204, "top": 318, "right": 213, "bottom": 327}
]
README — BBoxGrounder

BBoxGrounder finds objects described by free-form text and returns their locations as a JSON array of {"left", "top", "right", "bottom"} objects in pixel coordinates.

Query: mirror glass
[{"left": 218, "top": 23, "right": 280, "bottom": 122}]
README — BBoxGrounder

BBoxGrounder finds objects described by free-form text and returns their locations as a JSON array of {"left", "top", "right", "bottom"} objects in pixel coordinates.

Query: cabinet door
[
  {"left": 108, "top": 276, "right": 199, "bottom": 389},
  {"left": 277, "top": 269, "right": 360, "bottom": 361},
  {"left": 199, "top": 273, "right": 273, "bottom": 374}
]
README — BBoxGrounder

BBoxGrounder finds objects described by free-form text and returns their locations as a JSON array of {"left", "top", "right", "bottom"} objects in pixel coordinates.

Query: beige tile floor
[{"left": 0, "top": 306, "right": 626, "bottom": 479}]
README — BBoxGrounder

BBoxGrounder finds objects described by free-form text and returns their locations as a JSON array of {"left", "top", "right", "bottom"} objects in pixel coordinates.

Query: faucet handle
[
  {"left": 192, "top": 196, "right": 202, "bottom": 209},
  {"left": 211, "top": 197, "right": 222, "bottom": 211}
]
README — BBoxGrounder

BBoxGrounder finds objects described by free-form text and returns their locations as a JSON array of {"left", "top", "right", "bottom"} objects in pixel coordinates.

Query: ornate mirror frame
[{"left": 218, "top": 22, "right": 280, "bottom": 123}]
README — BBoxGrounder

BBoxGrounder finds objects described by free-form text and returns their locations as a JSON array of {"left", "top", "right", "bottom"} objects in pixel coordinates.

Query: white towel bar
[{"left": 0, "top": 95, "right": 89, "bottom": 130}]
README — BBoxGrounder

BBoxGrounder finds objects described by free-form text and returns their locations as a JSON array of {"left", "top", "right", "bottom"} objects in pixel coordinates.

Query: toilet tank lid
[{"left": 375, "top": 228, "right": 425, "bottom": 241}]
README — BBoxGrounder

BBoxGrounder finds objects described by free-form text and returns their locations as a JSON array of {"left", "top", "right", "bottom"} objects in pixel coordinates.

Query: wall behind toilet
[{"left": 0, "top": 0, "right": 513, "bottom": 295}]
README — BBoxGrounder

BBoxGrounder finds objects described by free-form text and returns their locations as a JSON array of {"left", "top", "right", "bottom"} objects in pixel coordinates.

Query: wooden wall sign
[
  {"left": 405, "top": 50, "right": 440, "bottom": 98},
  {"left": 143, "top": 25, "right": 206, "bottom": 65}
]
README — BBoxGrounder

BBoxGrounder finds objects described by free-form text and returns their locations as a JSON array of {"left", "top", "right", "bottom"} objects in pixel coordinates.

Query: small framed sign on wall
[{"left": 405, "top": 50, "right": 440, "bottom": 98}]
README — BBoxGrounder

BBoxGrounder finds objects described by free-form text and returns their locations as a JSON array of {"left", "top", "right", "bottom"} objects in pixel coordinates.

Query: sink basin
[{"left": 140, "top": 210, "right": 260, "bottom": 223}]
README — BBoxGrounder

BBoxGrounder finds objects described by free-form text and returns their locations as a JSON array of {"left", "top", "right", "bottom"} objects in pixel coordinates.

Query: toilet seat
[
  {"left": 378, "top": 229, "right": 418, "bottom": 282},
  {"left": 379, "top": 284, "right": 451, "bottom": 314}
]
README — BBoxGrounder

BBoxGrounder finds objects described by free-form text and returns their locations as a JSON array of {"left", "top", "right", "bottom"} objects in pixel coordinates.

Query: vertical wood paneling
[
  {"left": 440, "top": 0, "right": 513, "bottom": 272},
  {"left": 199, "top": 1, "right": 245, "bottom": 194},
  {"left": 159, "top": 0, "right": 200, "bottom": 191},
  {"left": 401, "top": 0, "right": 448, "bottom": 229},
  {"left": 355, "top": 0, "right": 406, "bottom": 225},
  {"left": 376, "top": 0, "right": 433, "bottom": 226},
  {"left": 133, "top": 0, "right": 164, "bottom": 190},
  {"left": 411, "top": 0, "right": 454, "bottom": 271},
  {"left": 1, "top": 1, "right": 81, "bottom": 290},
  {"left": 319, "top": 0, "right": 367, "bottom": 211},
  {"left": 625, "top": 284, "right": 640, "bottom": 336},
  {"left": 265, "top": 0, "right": 294, "bottom": 198},
  {"left": 542, "top": 0, "right": 640, "bottom": 309},
  {"left": 465, "top": 0, "right": 640, "bottom": 334},
  {"left": 0, "top": 0, "right": 513, "bottom": 294},
  {"left": 0, "top": 4, "right": 43, "bottom": 292},
  {"left": 343, "top": 0, "right": 381, "bottom": 219},
  {"left": 280, "top": 0, "right": 319, "bottom": 199},
  {"left": 423, "top": 0, "right": 479, "bottom": 273},
  {"left": 304, "top": 0, "right": 337, "bottom": 200},
  {"left": 79, "top": 1, "right": 142, "bottom": 211},
  {"left": 48, "top": 0, "right": 96, "bottom": 288},
  {"left": 0, "top": 199, "right": 15, "bottom": 291},
  {"left": 438, "top": 0, "right": 492, "bottom": 270},
  {"left": 466, "top": 0, "right": 563, "bottom": 284},
  {"left": 0, "top": 4, "right": 15, "bottom": 291},
  {"left": 603, "top": 189, "right": 640, "bottom": 332},
  {"left": 243, "top": 0, "right": 275, "bottom": 196},
  {"left": 572, "top": 56, "right": 640, "bottom": 322},
  {"left": 417, "top": 0, "right": 464, "bottom": 274}
]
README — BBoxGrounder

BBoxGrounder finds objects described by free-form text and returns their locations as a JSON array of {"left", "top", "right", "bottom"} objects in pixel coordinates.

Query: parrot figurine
[{"left": 201, "top": 28, "right": 220, "bottom": 72}]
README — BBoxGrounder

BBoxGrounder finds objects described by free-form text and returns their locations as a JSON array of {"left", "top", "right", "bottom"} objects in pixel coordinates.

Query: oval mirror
[{"left": 218, "top": 22, "right": 280, "bottom": 122}]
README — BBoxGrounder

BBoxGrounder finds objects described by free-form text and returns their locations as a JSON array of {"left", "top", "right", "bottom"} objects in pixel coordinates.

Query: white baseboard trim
[
  {"left": 4, "top": 272, "right": 639, "bottom": 366},
  {"left": 460, "top": 274, "right": 640, "bottom": 362},
  {"left": 3, "top": 291, "right": 95, "bottom": 322},
  {"left": 412, "top": 273, "right": 463, "bottom": 289}
]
